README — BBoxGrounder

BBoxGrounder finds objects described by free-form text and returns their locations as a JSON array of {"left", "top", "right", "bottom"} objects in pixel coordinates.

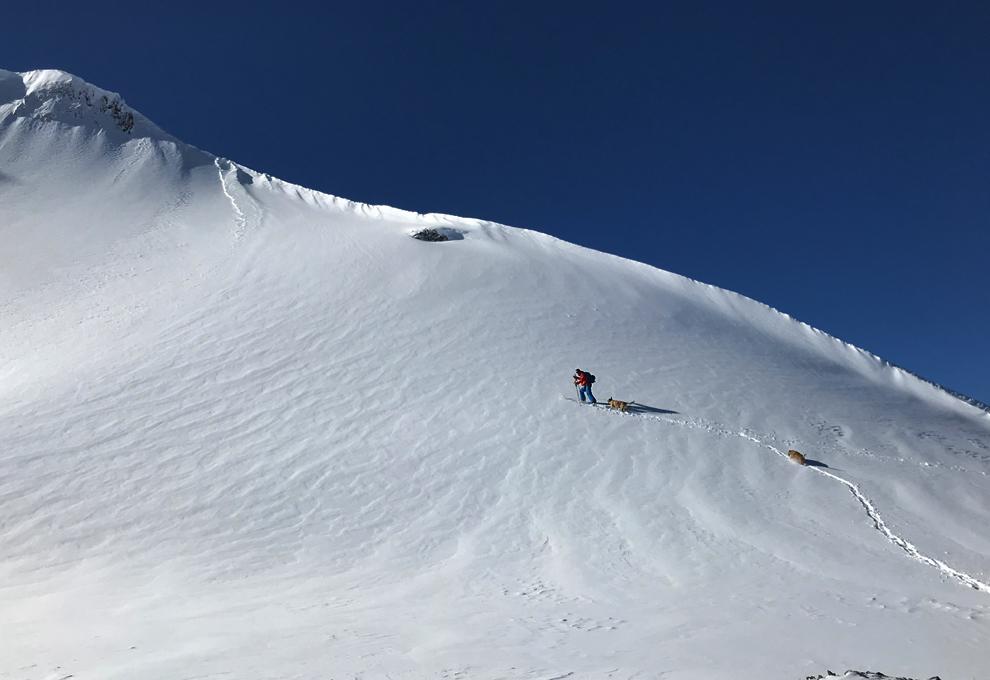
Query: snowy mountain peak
[
  {"left": 1, "top": 66, "right": 989, "bottom": 680},
  {"left": 0, "top": 68, "right": 170, "bottom": 140}
]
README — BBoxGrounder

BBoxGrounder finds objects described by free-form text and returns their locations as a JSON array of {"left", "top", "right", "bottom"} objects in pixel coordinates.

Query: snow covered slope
[{"left": 1, "top": 69, "right": 988, "bottom": 680}]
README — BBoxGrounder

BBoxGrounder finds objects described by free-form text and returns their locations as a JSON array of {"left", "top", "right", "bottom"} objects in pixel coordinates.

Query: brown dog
[
  {"left": 787, "top": 449, "right": 807, "bottom": 465},
  {"left": 607, "top": 398, "right": 630, "bottom": 412}
]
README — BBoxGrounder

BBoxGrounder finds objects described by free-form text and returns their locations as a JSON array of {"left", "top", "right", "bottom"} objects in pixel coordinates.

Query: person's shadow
[{"left": 626, "top": 402, "right": 678, "bottom": 415}]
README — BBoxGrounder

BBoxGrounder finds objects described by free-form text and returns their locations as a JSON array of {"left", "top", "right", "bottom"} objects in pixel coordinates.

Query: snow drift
[{"left": 1, "top": 69, "right": 988, "bottom": 680}]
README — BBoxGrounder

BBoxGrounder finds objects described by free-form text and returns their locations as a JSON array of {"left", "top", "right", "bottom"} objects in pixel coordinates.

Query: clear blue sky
[{"left": 4, "top": 2, "right": 989, "bottom": 404}]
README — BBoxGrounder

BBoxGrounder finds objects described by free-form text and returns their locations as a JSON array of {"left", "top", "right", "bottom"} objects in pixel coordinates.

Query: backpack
[{"left": 586, "top": 373, "right": 596, "bottom": 384}]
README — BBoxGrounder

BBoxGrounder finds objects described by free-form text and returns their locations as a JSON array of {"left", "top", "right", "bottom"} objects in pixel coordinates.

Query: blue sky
[{"left": 4, "top": 2, "right": 988, "bottom": 403}]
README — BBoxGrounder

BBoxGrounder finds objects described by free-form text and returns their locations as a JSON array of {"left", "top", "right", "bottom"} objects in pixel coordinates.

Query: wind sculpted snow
[{"left": 1, "top": 69, "right": 988, "bottom": 680}]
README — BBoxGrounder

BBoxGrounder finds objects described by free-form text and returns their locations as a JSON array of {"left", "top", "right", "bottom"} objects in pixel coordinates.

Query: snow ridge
[{"left": 1, "top": 69, "right": 172, "bottom": 141}]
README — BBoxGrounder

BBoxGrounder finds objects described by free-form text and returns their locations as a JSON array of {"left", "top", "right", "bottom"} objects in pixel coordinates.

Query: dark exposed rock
[
  {"left": 803, "top": 671, "right": 940, "bottom": 680},
  {"left": 411, "top": 228, "right": 448, "bottom": 242},
  {"left": 31, "top": 82, "right": 136, "bottom": 133}
]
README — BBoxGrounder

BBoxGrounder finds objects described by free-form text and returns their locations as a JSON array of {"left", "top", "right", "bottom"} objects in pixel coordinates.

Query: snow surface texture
[{"left": 1, "top": 69, "right": 988, "bottom": 680}]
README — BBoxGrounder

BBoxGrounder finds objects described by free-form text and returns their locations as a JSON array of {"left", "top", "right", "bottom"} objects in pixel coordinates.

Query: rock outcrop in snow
[
  {"left": 806, "top": 671, "right": 942, "bottom": 680},
  {"left": 0, "top": 68, "right": 171, "bottom": 140}
]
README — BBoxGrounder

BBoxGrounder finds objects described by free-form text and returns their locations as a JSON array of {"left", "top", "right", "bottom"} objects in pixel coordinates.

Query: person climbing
[{"left": 573, "top": 368, "right": 597, "bottom": 404}]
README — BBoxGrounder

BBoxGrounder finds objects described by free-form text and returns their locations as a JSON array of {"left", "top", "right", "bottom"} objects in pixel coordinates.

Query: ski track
[
  {"left": 578, "top": 398, "right": 990, "bottom": 596},
  {"left": 214, "top": 157, "right": 247, "bottom": 238}
]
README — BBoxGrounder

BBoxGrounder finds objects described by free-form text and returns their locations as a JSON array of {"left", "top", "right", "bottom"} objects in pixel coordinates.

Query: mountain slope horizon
[
  {"left": 2, "top": 67, "right": 988, "bottom": 680},
  {"left": 6, "top": 67, "right": 985, "bottom": 413}
]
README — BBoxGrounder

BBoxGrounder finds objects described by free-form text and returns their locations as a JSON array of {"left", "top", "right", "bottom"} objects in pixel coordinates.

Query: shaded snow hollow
[{"left": 1, "top": 69, "right": 988, "bottom": 680}]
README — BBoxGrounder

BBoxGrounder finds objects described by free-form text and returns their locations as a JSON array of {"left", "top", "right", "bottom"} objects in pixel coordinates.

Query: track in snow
[
  {"left": 214, "top": 157, "right": 260, "bottom": 239},
  {"left": 572, "top": 396, "right": 990, "bottom": 595}
]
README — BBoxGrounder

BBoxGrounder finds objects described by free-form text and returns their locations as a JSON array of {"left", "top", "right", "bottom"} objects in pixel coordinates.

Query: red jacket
[{"left": 574, "top": 371, "right": 588, "bottom": 386}]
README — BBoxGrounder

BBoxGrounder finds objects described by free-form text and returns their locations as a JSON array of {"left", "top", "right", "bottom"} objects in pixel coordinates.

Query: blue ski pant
[{"left": 579, "top": 385, "right": 596, "bottom": 403}]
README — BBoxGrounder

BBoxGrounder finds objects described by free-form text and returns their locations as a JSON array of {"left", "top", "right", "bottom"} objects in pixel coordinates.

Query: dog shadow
[
  {"left": 804, "top": 458, "right": 829, "bottom": 468},
  {"left": 627, "top": 402, "right": 679, "bottom": 415}
]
